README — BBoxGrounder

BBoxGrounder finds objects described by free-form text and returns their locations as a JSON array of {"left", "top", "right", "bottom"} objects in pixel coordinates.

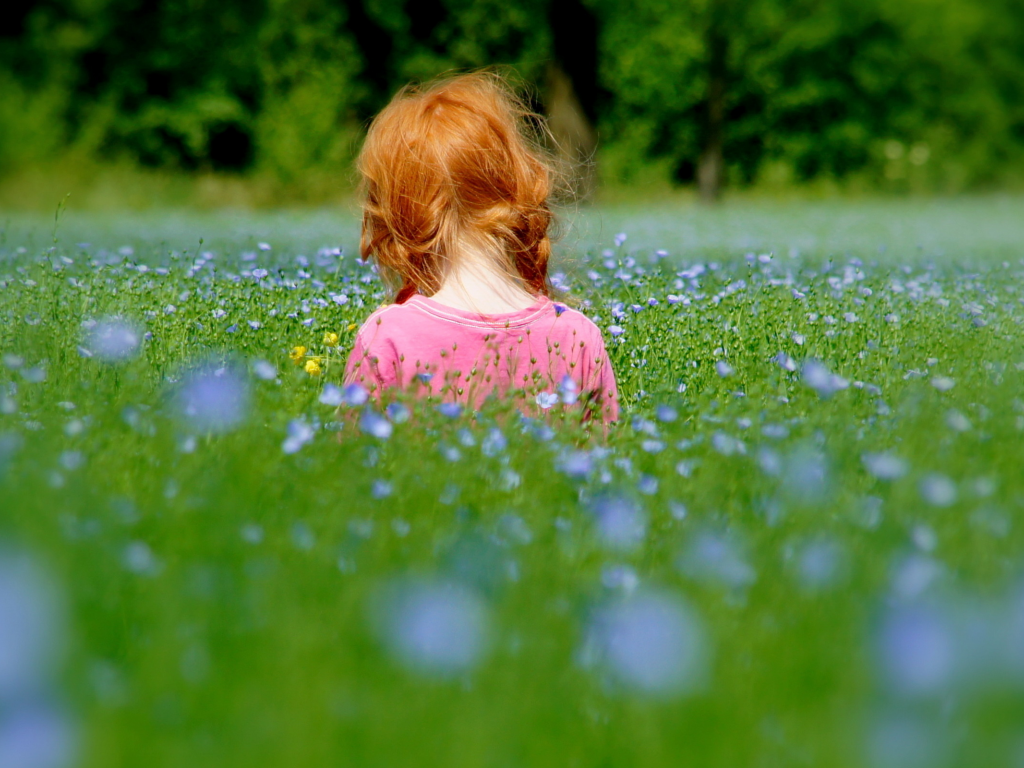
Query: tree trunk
[
  {"left": 698, "top": 16, "right": 728, "bottom": 203},
  {"left": 545, "top": 62, "right": 598, "bottom": 202},
  {"left": 547, "top": 0, "right": 600, "bottom": 202}
]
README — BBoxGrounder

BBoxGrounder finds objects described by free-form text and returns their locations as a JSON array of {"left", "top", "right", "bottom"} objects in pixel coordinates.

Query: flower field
[{"left": 2, "top": 197, "right": 1024, "bottom": 767}]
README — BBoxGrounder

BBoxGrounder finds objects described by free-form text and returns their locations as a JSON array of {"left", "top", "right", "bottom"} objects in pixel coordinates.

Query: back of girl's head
[{"left": 357, "top": 72, "right": 557, "bottom": 304}]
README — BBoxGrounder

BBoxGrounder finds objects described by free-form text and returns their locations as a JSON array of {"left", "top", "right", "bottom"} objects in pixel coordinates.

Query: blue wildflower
[
  {"left": 481, "top": 427, "right": 507, "bottom": 457},
  {"left": 535, "top": 391, "right": 559, "bottom": 410},
  {"left": 282, "top": 419, "right": 315, "bottom": 454},
  {"left": 341, "top": 383, "right": 369, "bottom": 407},
  {"left": 558, "top": 450, "right": 593, "bottom": 478},
  {"left": 360, "top": 409, "right": 393, "bottom": 439},
  {"left": 437, "top": 402, "right": 462, "bottom": 419},
  {"left": 656, "top": 405, "right": 678, "bottom": 423},
  {"left": 386, "top": 402, "right": 410, "bottom": 423},
  {"left": 319, "top": 384, "right": 344, "bottom": 406},
  {"left": 558, "top": 375, "right": 579, "bottom": 405}
]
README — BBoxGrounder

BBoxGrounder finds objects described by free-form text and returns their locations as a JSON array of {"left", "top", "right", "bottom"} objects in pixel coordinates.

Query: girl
[{"left": 343, "top": 72, "right": 618, "bottom": 424}]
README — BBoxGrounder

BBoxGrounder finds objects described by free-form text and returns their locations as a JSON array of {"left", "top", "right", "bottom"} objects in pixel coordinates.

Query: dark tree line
[{"left": 1, "top": 0, "right": 1022, "bottom": 199}]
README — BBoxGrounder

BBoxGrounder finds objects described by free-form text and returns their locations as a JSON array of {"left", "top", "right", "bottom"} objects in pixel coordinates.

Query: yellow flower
[
  {"left": 347, "top": 323, "right": 357, "bottom": 332},
  {"left": 323, "top": 331, "right": 339, "bottom": 347},
  {"left": 289, "top": 345, "right": 307, "bottom": 364},
  {"left": 304, "top": 359, "right": 322, "bottom": 376}
]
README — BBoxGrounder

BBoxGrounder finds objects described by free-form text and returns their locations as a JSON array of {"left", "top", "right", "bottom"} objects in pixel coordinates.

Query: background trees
[{"left": 1, "top": 0, "right": 1021, "bottom": 200}]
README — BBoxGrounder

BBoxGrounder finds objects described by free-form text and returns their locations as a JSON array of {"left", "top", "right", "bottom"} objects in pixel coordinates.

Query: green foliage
[
  {"left": 595, "top": 0, "right": 1024, "bottom": 190},
  {"left": 252, "top": 1, "right": 365, "bottom": 193},
  {"left": 0, "top": 0, "right": 1022, "bottom": 198},
  {"left": 1, "top": 201, "right": 1024, "bottom": 765},
  {"left": 0, "top": 72, "right": 68, "bottom": 174}
]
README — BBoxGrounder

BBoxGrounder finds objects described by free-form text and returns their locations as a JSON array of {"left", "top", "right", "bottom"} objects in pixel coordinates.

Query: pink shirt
[{"left": 343, "top": 294, "right": 619, "bottom": 422}]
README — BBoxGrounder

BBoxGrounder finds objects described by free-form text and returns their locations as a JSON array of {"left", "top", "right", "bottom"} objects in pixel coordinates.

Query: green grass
[{"left": 2, "top": 196, "right": 1024, "bottom": 767}]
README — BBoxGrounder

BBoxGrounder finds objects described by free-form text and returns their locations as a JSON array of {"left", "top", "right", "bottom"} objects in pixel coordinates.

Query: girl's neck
[{"left": 427, "top": 241, "right": 539, "bottom": 314}]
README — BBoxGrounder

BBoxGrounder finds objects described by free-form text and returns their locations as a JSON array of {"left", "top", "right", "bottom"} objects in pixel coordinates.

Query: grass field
[{"left": 2, "top": 195, "right": 1024, "bottom": 767}]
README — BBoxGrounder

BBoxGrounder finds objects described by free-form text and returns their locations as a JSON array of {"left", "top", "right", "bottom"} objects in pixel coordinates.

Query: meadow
[{"left": 2, "top": 195, "right": 1024, "bottom": 767}]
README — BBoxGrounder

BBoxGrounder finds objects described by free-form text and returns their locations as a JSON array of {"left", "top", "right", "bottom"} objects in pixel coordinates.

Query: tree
[
  {"left": 0, "top": 0, "right": 1021, "bottom": 195},
  {"left": 546, "top": 0, "right": 602, "bottom": 199},
  {"left": 698, "top": 0, "right": 729, "bottom": 201}
]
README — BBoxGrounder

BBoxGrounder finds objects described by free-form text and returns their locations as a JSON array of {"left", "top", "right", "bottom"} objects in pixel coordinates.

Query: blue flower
[
  {"left": 531, "top": 421, "right": 554, "bottom": 441},
  {"left": 655, "top": 404, "right": 678, "bottom": 423},
  {"left": 87, "top": 318, "right": 141, "bottom": 363},
  {"left": 637, "top": 474, "right": 659, "bottom": 495},
  {"left": 557, "top": 450, "right": 593, "bottom": 478},
  {"left": 558, "top": 375, "right": 579, "bottom": 405},
  {"left": 773, "top": 352, "right": 797, "bottom": 372},
  {"left": 175, "top": 363, "right": 250, "bottom": 434},
  {"left": 802, "top": 359, "right": 849, "bottom": 397},
  {"left": 319, "top": 384, "right": 344, "bottom": 406},
  {"left": 585, "top": 589, "right": 709, "bottom": 696},
  {"left": 360, "top": 409, "right": 393, "bottom": 439},
  {"left": 518, "top": 414, "right": 554, "bottom": 441},
  {"left": 589, "top": 493, "right": 647, "bottom": 551},
  {"left": 481, "top": 427, "right": 507, "bottom": 457},
  {"left": 386, "top": 402, "right": 410, "bottom": 423},
  {"left": 282, "top": 419, "right": 315, "bottom": 454},
  {"left": 535, "top": 391, "right": 559, "bottom": 410},
  {"left": 437, "top": 402, "right": 462, "bottom": 419},
  {"left": 341, "top": 383, "right": 369, "bottom": 407},
  {"left": 252, "top": 360, "right": 277, "bottom": 380},
  {"left": 374, "top": 578, "right": 491, "bottom": 677}
]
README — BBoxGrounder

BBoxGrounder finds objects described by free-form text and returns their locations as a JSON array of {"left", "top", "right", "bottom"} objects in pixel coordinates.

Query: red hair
[{"left": 357, "top": 72, "right": 556, "bottom": 304}]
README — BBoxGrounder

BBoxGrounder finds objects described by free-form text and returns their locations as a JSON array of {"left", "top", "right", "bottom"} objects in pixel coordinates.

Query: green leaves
[{"left": 2, "top": 0, "right": 1023, "bottom": 199}]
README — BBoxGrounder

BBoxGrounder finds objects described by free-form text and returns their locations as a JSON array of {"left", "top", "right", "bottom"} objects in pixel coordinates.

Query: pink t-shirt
[{"left": 343, "top": 293, "right": 619, "bottom": 423}]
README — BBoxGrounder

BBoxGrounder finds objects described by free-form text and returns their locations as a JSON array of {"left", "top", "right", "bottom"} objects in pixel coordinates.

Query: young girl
[{"left": 343, "top": 72, "right": 618, "bottom": 424}]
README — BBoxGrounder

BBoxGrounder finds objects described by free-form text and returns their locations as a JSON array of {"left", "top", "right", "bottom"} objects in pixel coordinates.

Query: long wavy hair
[{"left": 357, "top": 71, "right": 559, "bottom": 305}]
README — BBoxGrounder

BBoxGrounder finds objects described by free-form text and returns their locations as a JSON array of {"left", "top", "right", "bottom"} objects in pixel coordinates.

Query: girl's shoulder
[
  {"left": 353, "top": 295, "right": 608, "bottom": 347},
  {"left": 547, "top": 300, "right": 605, "bottom": 339},
  {"left": 351, "top": 302, "right": 411, "bottom": 345},
  {"left": 359, "top": 301, "right": 405, "bottom": 327}
]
